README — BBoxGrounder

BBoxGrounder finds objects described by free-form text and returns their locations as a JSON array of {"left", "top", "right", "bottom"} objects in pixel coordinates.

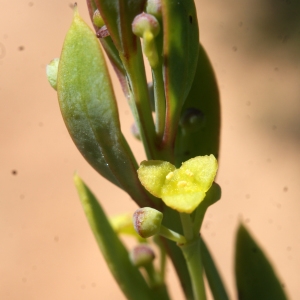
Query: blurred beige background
[{"left": 0, "top": 0, "right": 299, "bottom": 299}]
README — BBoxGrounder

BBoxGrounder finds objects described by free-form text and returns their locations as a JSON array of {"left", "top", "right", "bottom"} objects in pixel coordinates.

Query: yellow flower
[{"left": 137, "top": 155, "right": 218, "bottom": 214}]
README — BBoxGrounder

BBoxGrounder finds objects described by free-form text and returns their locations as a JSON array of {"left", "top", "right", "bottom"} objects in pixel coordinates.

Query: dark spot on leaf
[{"left": 189, "top": 15, "right": 193, "bottom": 24}]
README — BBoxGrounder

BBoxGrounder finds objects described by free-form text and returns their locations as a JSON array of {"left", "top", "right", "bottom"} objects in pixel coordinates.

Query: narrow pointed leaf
[
  {"left": 175, "top": 43, "right": 220, "bottom": 166},
  {"left": 74, "top": 174, "right": 156, "bottom": 300},
  {"left": 57, "top": 8, "right": 155, "bottom": 207},
  {"left": 201, "top": 237, "right": 229, "bottom": 300},
  {"left": 161, "top": 0, "right": 199, "bottom": 152},
  {"left": 235, "top": 224, "right": 287, "bottom": 300}
]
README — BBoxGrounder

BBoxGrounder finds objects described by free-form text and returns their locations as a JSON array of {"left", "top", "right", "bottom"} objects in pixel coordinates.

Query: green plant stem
[
  {"left": 120, "top": 47, "right": 158, "bottom": 160},
  {"left": 144, "top": 263, "right": 171, "bottom": 300},
  {"left": 152, "top": 66, "right": 166, "bottom": 139},
  {"left": 153, "top": 235, "right": 167, "bottom": 281},
  {"left": 180, "top": 238, "right": 207, "bottom": 300},
  {"left": 159, "top": 225, "right": 186, "bottom": 244},
  {"left": 180, "top": 213, "right": 194, "bottom": 242}
]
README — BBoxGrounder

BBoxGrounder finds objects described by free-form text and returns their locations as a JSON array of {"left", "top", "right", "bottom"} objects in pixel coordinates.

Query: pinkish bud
[
  {"left": 133, "top": 207, "right": 163, "bottom": 238},
  {"left": 129, "top": 244, "right": 155, "bottom": 267},
  {"left": 132, "top": 13, "right": 160, "bottom": 38},
  {"left": 146, "top": 0, "right": 162, "bottom": 19},
  {"left": 96, "top": 25, "right": 110, "bottom": 38}
]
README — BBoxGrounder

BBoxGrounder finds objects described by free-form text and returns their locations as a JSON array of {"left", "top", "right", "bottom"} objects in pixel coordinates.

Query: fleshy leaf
[
  {"left": 175, "top": 44, "right": 220, "bottom": 166},
  {"left": 138, "top": 155, "right": 218, "bottom": 213},
  {"left": 57, "top": 7, "right": 155, "bottom": 208},
  {"left": 235, "top": 224, "right": 287, "bottom": 300},
  {"left": 74, "top": 174, "right": 157, "bottom": 300},
  {"left": 161, "top": 0, "right": 199, "bottom": 153}
]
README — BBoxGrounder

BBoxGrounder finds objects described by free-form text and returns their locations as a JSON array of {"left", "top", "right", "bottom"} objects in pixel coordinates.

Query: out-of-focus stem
[
  {"left": 159, "top": 225, "right": 186, "bottom": 244},
  {"left": 180, "top": 238, "right": 207, "bottom": 300}
]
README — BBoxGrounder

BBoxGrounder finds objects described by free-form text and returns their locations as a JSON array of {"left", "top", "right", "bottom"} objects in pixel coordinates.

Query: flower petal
[
  {"left": 137, "top": 160, "right": 176, "bottom": 198},
  {"left": 179, "top": 155, "right": 218, "bottom": 192},
  {"left": 163, "top": 191, "right": 205, "bottom": 214}
]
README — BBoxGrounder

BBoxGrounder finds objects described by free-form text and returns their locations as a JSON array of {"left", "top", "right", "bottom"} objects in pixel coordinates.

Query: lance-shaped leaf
[
  {"left": 57, "top": 7, "right": 155, "bottom": 208},
  {"left": 138, "top": 155, "right": 218, "bottom": 213},
  {"left": 175, "top": 43, "right": 220, "bottom": 167},
  {"left": 74, "top": 174, "right": 158, "bottom": 300},
  {"left": 161, "top": 0, "right": 199, "bottom": 153},
  {"left": 235, "top": 224, "right": 287, "bottom": 300},
  {"left": 201, "top": 237, "right": 229, "bottom": 300}
]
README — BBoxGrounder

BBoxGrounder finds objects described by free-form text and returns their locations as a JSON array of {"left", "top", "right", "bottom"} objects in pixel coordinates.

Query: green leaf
[
  {"left": 201, "top": 237, "right": 229, "bottom": 300},
  {"left": 57, "top": 7, "right": 155, "bottom": 208},
  {"left": 73, "top": 174, "right": 157, "bottom": 300},
  {"left": 235, "top": 224, "right": 287, "bottom": 300},
  {"left": 174, "top": 43, "right": 220, "bottom": 167},
  {"left": 161, "top": 0, "right": 199, "bottom": 153}
]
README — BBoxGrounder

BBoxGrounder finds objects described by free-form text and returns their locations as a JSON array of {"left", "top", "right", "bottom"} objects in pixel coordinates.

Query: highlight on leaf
[{"left": 137, "top": 155, "right": 218, "bottom": 213}]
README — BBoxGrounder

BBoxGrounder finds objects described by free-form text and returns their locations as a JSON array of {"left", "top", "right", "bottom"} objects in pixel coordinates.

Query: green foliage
[
  {"left": 48, "top": 1, "right": 287, "bottom": 299},
  {"left": 235, "top": 224, "right": 287, "bottom": 300},
  {"left": 57, "top": 7, "right": 156, "bottom": 208},
  {"left": 74, "top": 174, "right": 167, "bottom": 300}
]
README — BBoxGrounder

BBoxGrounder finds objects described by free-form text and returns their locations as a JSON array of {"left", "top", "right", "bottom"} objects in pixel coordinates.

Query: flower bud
[
  {"left": 132, "top": 13, "right": 160, "bottom": 68},
  {"left": 96, "top": 25, "right": 110, "bottom": 38},
  {"left": 146, "top": 0, "right": 162, "bottom": 19},
  {"left": 129, "top": 244, "right": 155, "bottom": 267},
  {"left": 133, "top": 207, "right": 163, "bottom": 238},
  {"left": 46, "top": 58, "right": 59, "bottom": 90},
  {"left": 92, "top": 9, "right": 105, "bottom": 28},
  {"left": 132, "top": 13, "right": 160, "bottom": 39}
]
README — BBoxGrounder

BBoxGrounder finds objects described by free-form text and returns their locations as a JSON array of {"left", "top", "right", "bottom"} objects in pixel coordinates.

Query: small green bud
[
  {"left": 46, "top": 58, "right": 59, "bottom": 90},
  {"left": 129, "top": 244, "right": 155, "bottom": 267},
  {"left": 133, "top": 207, "right": 163, "bottom": 238},
  {"left": 132, "top": 13, "right": 160, "bottom": 68},
  {"left": 146, "top": 0, "right": 162, "bottom": 19},
  {"left": 132, "top": 13, "right": 160, "bottom": 38},
  {"left": 92, "top": 9, "right": 105, "bottom": 28}
]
